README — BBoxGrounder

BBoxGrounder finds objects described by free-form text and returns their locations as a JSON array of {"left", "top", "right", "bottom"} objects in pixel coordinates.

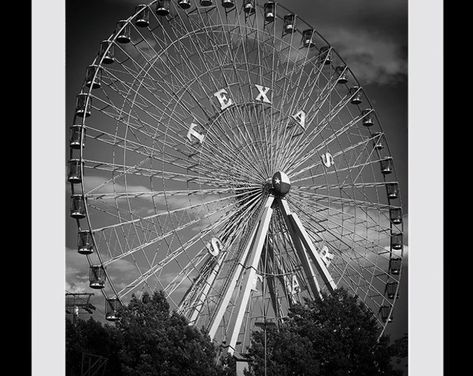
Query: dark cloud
[{"left": 278, "top": 0, "right": 407, "bottom": 85}]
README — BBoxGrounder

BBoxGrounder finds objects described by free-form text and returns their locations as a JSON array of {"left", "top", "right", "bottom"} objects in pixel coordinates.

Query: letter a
[{"left": 292, "top": 110, "right": 306, "bottom": 129}]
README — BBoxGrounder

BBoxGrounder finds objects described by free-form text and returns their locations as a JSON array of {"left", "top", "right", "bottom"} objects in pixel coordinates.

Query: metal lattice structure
[
  {"left": 66, "top": 293, "right": 96, "bottom": 323},
  {"left": 68, "top": 0, "right": 404, "bottom": 356}
]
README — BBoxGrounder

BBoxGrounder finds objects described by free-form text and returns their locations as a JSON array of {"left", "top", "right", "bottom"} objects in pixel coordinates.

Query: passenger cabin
[
  {"left": 134, "top": 4, "right": 150, "bottom": 27},
  {"left": 379, "top": 305, "right": 393, "bottom": 323},
  {"left": 335, "top": 66, "right": 348, "bottom": 84},
  {"left": 389, "top": 257, "right": 402, "bottom": 275},
  {"left": 85, "top": 65, "right": 102, "bottom": 89},
  {"left": 283, "top": 14, "right": 295, "bottom": 34},
  {"left": 372, "top": 132, "right": 384, "bottom": 150},
  {"left": 385, "top": 182, "right": 399, "bottom": 199},
  {"left": 105, "top": 298, "right": 121, "bottom": 321},
  {"left": 222, "top": 0, "right": 235, "bottom": 8},
  {"left": 99, "top": 41, "right": 114, "bottom": 64},
  {"left": 78, "top": 230, "right": 94, "bottom": 255},
  {"left": 243, "top": 0, "right": 255, "bottom": 14},
  {"left": 361, "top": 108, "right": 374, "bottom": 126},
  {"left": 75, "top": 94, "right": 91, "bottom": 117},
  {"left": 178, "top": 0, "right": 192, "bottom": 9},
  {"left": 89, "top": 266, "right": 106, "bottom": 289},
  {"left": 264, "top": 1, "right": 275, "bottom": 22},
  {"left": 302, "top": 29, "right": 315, "bottom": 48},
  {"left": 349, "top": 86, "right": 362, "bottom": 105},
  {"left": 380, "top": 157, "right": 393, "bottom": 174},
  {"left": 115, "top": 20, "right": 131, "bottom": 43},
  {"left": 385, "top": 282, "right": 398, "bottom": 300},
  {"left": 390, "top": 208, "right": 403, "bottom": 224},
  {"left": 70, "top": 195, "right": 86, "bottom": 219},
  {"left": 391, "top": 233, "right": 403, "bottom": 250},
  {"left": 319, "top": 46, "right": 331, "bottom": 65},
  {"left": 69, "top": 124, "right": 85, "bottom": 149},
  {"left": 68, "top": 159, "right": 82, "bottom": 183}
]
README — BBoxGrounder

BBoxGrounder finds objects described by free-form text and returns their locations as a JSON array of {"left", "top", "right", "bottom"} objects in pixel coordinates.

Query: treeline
[
  {"left": 66, "top": 290, "right": 235, "bottom": 376},
  {"left": 66, "top": 288, "right": 407, "bottom": 376}
]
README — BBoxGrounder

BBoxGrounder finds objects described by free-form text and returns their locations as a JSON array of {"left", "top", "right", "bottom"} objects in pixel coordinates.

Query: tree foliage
[
  {"left": 245, "top": 288, "right": 406, "bottom": 376},
  {"left": 65, "top": 316, "right": 122, "bottom": 376},
  {"left": 66, "top": 288, "right": 406, "bottom": 376},
  {"left": 66, "top": 290, "right": 231, "bottom": 376},
  {"left": 116, "top": 290, "right": 223, "bottom": 376}
]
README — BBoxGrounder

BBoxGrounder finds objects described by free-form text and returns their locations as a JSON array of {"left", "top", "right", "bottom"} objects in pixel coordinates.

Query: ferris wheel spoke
[
  {"left": 97, "top": 69, "right": 219, "bottom": 157},
  {"left": 296, "top": 183, "right": 403, "bottom": 235},
  {"left": 85, "top": 186, "right": 258, "bottom": 201},
  {"left": 131, "top": 19, "right": 274, "bottom": 176},
  {"left": 326, "top": 258, "right": 389, "bottom": 311},
  {"left": 329, "top": 245, "right": 397, "bottom": 308},
  {"left": 287, "top": 193, "right": 394, "bottom": 247},
  {"left": 177, "top": 215, "right": 257, "bottom": 319},
  {"left": 225, "top": 21, "right": 284, "bottom": 166},
  {"left": 294, "top": 216, "right": 396, "bottom": 302},
  {"left": 115, "top": 193, "right": 262, "bottom": 299},
  {"left": 288, "top": 197, "right": 395, "bottom": 277},
  {"left": 286, "top": 107, "right": 364, "bottom": 174},
  {"left": 81, "top": 158, "right": 255, "bottom": 188},
  {"left": 113, "top": 28, "right": 216, "bottom": 122},
  {"left": 275, "top": 48, "right": 334, "bottom": 163},
  {"left": 289, "top": 133, "right": 378, "bottom": 180},
  {"left": 159, "top": 194, "right": 263, "bottom": 303},
  {"left": 293, "top": 181, "right": 399, "bottom": 192},
  {"left": 288, "top": 196, "right": 390, "bottom": 250},
  {"left": 103, "top": 201, "right": 235, "bottom": 277},
  {"left": 91, "top": 187, "right": 261, "bottom": 235},
  {"left": 163, "top": 248, "right": 209, "bottom": 299},
  {"left": 283, "top": 86, "right": 361, "bottom": 171},
  {"left": 283, "top": 64, "right": 347, "bottom": 151},
  {"left": 290, "top": 156, "right": 390, "bottom": 185},
  {"left": 83, "top": 125, "right": 209, "bottom": 175},
  {"left": 221, "top": 19, "right": 283, "bottom": 169},
  {"left": 108, "top": 39, "right": 215, "bottom": 131},
  {"left": 100, "top": 66, "right": 201, "bottom": 132},
  {"left": 290, "top": 187, "right": 393, "bottom": 212},
  {"left": 87, "top": 89, "right": 207, "bottom": 163},
  {"left": 94, "top": 190, "right": 264, "bottom": 276}
]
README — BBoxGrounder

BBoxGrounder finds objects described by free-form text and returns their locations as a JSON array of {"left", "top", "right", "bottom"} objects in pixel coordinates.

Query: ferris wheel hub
[{"left": 271, "top": 171, "right": 291, "bottom": 196}]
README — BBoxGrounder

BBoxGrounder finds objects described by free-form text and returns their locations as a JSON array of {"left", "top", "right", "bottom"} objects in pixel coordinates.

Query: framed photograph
[{"left": 32, "top": 1, "right": 443, "bottom": 375}]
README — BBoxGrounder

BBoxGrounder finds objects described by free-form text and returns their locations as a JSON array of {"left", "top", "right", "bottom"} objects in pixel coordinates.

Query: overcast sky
[{"left": 65, "top": 0, "right": 408, "bottom": 356}]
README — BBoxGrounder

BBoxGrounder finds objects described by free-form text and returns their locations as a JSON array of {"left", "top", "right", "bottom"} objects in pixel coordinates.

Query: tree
[
  {"left": 66, "top": 291, "right": 233, "bottom": 376},
  {"left": 116, "top": 290, "right": 225, "bottom": 376},
  {"left": 66, "top": 317, "right": 122, "bottom": 376},
  {"left": 245, "top": 288, "right": 405, "bottom": 376}
]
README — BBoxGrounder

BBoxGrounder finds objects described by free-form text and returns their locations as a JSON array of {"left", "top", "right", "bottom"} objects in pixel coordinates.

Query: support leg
[
  {"left": 281, "top": 199, "right": 337, "bottom": 293},
  {"left": 225, "top": 198, "right": 274, "bottom": 354},
  {"left": 279, "top": 199, "right": 322, "bottom": 298},
  {"left": 207, "top": 196, "right": 275, "bottom": 341}
]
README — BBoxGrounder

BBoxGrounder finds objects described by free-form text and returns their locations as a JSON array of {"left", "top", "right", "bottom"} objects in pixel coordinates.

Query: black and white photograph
[{"left": 32, "top": 1, "right": 443, "bottom": 375}]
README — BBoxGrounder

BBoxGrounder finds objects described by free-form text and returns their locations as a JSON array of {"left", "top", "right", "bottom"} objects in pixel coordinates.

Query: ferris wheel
[{"left": 68, "top": 0, "right": 404, "bottom": 356}]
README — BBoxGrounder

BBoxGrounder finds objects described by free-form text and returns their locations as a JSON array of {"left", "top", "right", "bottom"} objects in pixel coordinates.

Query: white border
[
  {"left": 31, "top": 0, "right": 444, "bottom": 374},
  {"left": 32, "top": 0, "right": 65, "bottom": 375},
  {"left": 408, "top": 0, "right": 443, "bottom": 375}
]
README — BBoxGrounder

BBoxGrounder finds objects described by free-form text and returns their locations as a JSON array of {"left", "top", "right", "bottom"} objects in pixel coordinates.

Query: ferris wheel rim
[{"left": 68, "top": 0, "right": 405, "bottom": 340}]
